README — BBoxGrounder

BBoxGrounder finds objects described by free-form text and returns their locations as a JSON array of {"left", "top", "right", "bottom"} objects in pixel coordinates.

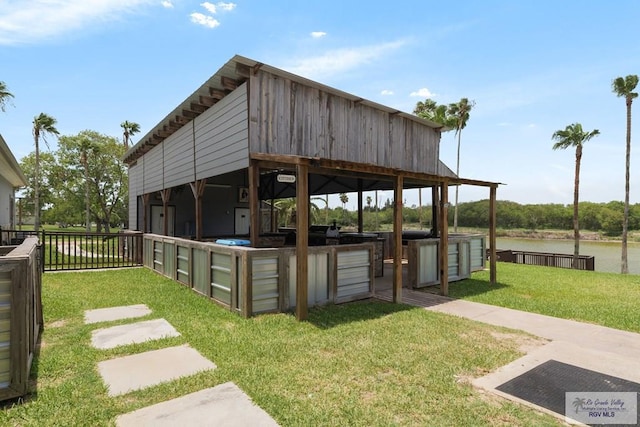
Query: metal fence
[
  {"left": 1, "top": 229, "right": 144, "bottom": 271},
  {"left": 494, "top": 249, "right": 595, "bottom": 271},
  {"left": 41, "top": 231, "right": 143, "bottom": 271}
]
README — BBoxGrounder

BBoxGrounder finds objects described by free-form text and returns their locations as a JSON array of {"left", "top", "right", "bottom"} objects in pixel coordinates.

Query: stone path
[{"left": 84, "top": 304, "right": 279, "bottom": 425}]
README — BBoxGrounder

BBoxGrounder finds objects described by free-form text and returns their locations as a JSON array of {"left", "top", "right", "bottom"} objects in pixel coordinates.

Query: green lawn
[
  {"left": 0, "top": 268, "right": 561, "bottom": 426},
  {"left": 449, "top": 263, "right": 640, "bottom": 333}
]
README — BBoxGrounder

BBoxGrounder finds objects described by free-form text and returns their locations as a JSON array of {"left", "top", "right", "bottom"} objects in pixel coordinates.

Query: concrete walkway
[{"left": 376, "top": 287, "right": 640, "bottom": 421}]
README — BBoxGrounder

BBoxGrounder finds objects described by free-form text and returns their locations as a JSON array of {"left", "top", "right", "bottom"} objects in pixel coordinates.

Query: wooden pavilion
[{"left": 124, "top": 55, "right": 499, "bottom": 320}]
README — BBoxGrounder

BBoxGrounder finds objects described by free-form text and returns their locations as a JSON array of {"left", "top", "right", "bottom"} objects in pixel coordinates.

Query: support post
[
  {"left": 189, "top": 179, "right": 206, "bottom": 240},
  {"left": 393, "top": 175, "right": 403, "bottom": 303},
  {"left": 489, "top": 185, "right": 497, "bottom": 284},
  {"left": 142, "top": 194, "right": 150, "bottom": 233},
  {"left": 357, "top": 178, "right": 364, "bottom": 233},
  {"left": 295, "top": 163, "right": 309, "bottom": 320},
  {"left": 249, "top": 161, "right": 260, "bottom": 246},
  {"left": 431, "top": 186, "right": 439, "bottom": 238},
  {"left": 439, "top": 181, "right": 449, "bottom": 295},
  {"left": 160, "top": 189, "right": 172, "bottom": 236}
]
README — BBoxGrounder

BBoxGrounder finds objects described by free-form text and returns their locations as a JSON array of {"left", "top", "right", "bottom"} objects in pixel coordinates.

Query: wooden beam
[
  {"left": 189, "top": 102, "right": 207, "bottom": 113},
  {"left": 439, "top": 182, "right": 449, "bottom": 295},
  {"left": 489, "top": 185, "right": 497, "bottom": 284},
  {"left": 190, "top": 180, "right": 206, "bottom": 240},
  {"left": 142, "top": 193, "right": 150, "bottom": 233},
  {"left": 249, "top": 161, "right": 260, "bottom": 247},
  {"left": 221, "top": 76, "right": 238, "bottom": 91},
  {"left": 209, "top": 88, "right": 226, "bottom": 100},
  {"left": 393, "top": 175, "right": 403, "bottom": 303},
  {"left": 235, "top": 63, "right": 251, "bottom": 78},
  {"left": 175, "top": 115, "right": 190, "bottom": 125},
  {"left": 199, "top": 95, "right": 216, "bottom": 107},
  {"left": 295, "top": 163, "right": 309, "bottom": 321},
  {"left": 161, "top": 188, "right": 172, "bottom": 236},
  {"left": 181, "top": 109, "right": 199, "bottom": 119},
  {"left": 357, "top": 178, "right": 363, "bottom": 233},
  {"left": 431, "top": 186, "right": 439, "bottom": 237}
]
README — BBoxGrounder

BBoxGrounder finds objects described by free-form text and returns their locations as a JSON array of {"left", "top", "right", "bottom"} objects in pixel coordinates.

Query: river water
[{"left": 495, "top": 238, "right": 640, "bottom": 275}]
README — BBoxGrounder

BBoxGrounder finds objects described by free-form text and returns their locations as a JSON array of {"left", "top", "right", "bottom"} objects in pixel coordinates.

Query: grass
[
  {"left": 0, "top": 268, "right": 561, "bottom": 426},
  {"left": 449, "top": 262, "right": 640, "bottom": 333}
]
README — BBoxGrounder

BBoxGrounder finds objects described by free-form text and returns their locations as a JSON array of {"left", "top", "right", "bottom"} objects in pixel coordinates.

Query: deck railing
[
  {"left": 494, "top": 249, "right": 595, "bottom": 271},
  {"left": 41, "top": 231, "right": 143, "bottom": 271}
]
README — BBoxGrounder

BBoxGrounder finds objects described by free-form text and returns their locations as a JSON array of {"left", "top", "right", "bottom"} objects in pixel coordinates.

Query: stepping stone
[
  {"left": 91, "top": 319, "right": 180, "bottom": 350},
  {"left": 116, "top": 382, "right": 279, "bottom": 426},
  {"left": 98, "top": 345, "right": 216, "bottom": 396},
  {"left": 85, "top": 304, "right": 151, "bottom": 324}
]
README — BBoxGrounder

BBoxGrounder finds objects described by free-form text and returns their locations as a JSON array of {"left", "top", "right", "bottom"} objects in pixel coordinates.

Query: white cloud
[
  {"left": 161, "top": 1, "right": 173, "bottom": 8},
  {"left": 0, "top": 0, "right": 157, "bottom": 45},
  {"left": 381, "top": 90, "right": 394, "bottom": 96},
  {"left": 201, "top": 2, "right": 217, "bottom": 14},
  {"left": 311, "top": 31, "right": 327, "bottom": 38},
  {"left": 217, "top": 2, "right": 236, "bottom": 11},
  {"left": 282, "top": 40, "right": 406, "bottom": 80},
  {"left": 190, "top": 12, "right": 220, "bottom": 28},
  {"left": 409, "top": 87, "right": 436, "bottom": 98}
]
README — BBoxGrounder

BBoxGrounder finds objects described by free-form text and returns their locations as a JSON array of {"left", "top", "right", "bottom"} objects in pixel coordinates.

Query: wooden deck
[{"left": 373, "top": 263, "right": 455, "bottom": 308}]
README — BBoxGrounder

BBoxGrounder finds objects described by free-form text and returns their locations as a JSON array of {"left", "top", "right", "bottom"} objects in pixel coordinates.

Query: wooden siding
[
  {"left": 143, "top": 145, "right": 164, "bottom": 193},
  {"left": 195, "top": 83, "right": 249, "bottom": 180},
  {"left": 249, "top": 70, "right": 441, "bottom": 174},
  {"left": 128, "top": 162, "right": 142, "bottom": 229},
  {"left": 164, "top": 124, "right": 195, "bottom": 189},
  {"left": 0, "top": 269, "right": 11, "bottom": 388}
]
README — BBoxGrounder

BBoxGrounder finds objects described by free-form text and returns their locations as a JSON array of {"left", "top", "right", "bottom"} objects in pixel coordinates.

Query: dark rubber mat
[{"left": 496, "top": 360, "right": 640, "bottom": 423}]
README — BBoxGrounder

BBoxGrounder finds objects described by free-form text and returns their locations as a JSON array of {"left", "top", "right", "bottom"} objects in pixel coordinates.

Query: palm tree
[
  {"left": 414, "top": 99, "right": 457, "bottom": 232},
  {"left": 448, "top": 98, "right": 475, "bottom": 232},
  {"left": 552, "top": 123, "right": 600, "bottom": 268},
  {"left": 32, "top": 113, "right": 60, "bottom": 231},
  {"left": 339, "top": 193, "right": 349, "bottom": 223},
  {"left": 121, "top": 120, "right": 140, "bottom": 149},
  {"left": 0, "top": 81, "right": 14, "bottom": 112},
  {"left": 612, "top": 75, "right": 639, "bottom": 274}
]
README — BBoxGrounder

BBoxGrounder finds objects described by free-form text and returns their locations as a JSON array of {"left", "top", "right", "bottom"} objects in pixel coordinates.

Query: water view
[{"left": 495, "top": 238, "right": 640, "bottom": 275}]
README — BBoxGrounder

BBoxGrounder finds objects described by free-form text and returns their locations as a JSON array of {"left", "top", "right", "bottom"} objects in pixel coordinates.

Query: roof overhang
[
  {"left": 0, "top": 134, "right": 27, "bottom": 188},
  {"left": 123, "top": 54, "right": 446, "bottom": 165}
]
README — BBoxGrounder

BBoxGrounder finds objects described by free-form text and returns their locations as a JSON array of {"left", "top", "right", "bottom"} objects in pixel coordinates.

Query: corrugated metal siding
[
  {"left": 176, "top": 245, "right": 190, "bottom": 285},
  {"left": 288, "top": 253, "right": 330, "bottom": 308},
  {"left": 418, "top": 243, "right": 439, "bottom": 284},
  {"left": 164, "top": 124, "right": 195, "bottom": 188},
  {"left": 0, "top": 270, "right": 11, "bottom": 388},
  {"left": 192, "top": 248, "right": 209, "bottom": 295},
  {"left": 143, "top": 145, "right": 164, "bottom": 193},
  {"left": 447, "top": 242, "right": 460, "bottom": 278},
  {"left": 195, "top": 83, "right": 249, "bottom": 180},
  {"left": 336, "top": 250, "right": 371, "bottom": 299},
  {"left": 251, "top": 256, "right": 279, "bottom": 313},
  {"left": 249, "top": 70, "right": 441, "bottom": 174},
  {"left": 211, "top": 251, "right": 231, "bottom": 305},
  {"left": 163, "top": 241, "right": 175, "bottom": 279},
  {"left": 153, "top": 240, "right": 163, "bottom": 273},
  {"left": 470, "top": 236, "right": 486, "bottom": 271}
]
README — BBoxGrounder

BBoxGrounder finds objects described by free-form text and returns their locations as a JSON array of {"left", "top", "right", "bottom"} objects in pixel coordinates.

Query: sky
[{"left": 2, "top": 0, "right": 640, "bottom": 210}]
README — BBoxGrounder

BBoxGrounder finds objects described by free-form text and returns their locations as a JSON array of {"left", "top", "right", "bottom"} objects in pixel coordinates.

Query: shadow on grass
[
  {"left": 307, "top": 299, "right": 416, "bottom": 329},
  {"left": 447, "top": 277, "right": 510, "bottom": 298}
]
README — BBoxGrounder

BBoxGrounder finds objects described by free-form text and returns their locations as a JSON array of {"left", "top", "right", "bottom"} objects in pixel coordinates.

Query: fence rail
[
  {"left": 494, "top": 249, "right": 595, "bottom": 271},
  {"left": 1, "top": 229, "right": 144, "bottom": 271}
]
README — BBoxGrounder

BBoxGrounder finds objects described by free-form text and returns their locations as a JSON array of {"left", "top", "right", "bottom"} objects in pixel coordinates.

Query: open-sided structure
[{"left": 124, "top": 55, "right": 499, "bottom": 320}]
